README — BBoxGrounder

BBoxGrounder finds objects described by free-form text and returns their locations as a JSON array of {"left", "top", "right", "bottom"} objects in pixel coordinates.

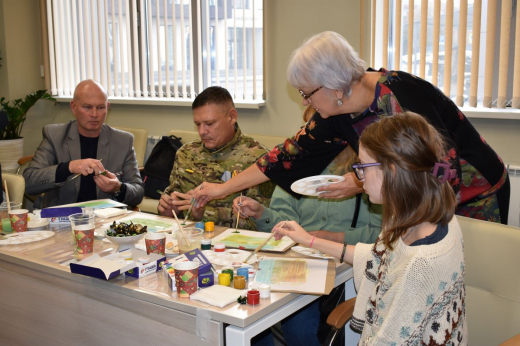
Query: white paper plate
[
  {"left": 0, "top": 231, "right": 55, "bottom": 245},
  {"left": 27, "top": 214, "right": 50, "bottom": 229},
  {"left": 290, "top": 175, "right": 345, "bottom": 197},
  {"left": 202, "top": 249, "right": 258, "bottom": 266},
  {"left": 291, "top": 245, "right": 335, "bottom": 260}
]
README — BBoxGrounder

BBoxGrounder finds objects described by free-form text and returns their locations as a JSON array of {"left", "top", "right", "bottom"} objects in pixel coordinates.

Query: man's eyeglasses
[
  {"left": 299, "top": 86, "right": 323, "bottom": 100},
  {"left": 351, "top": 162, "right": 381, "bottom": 180}
]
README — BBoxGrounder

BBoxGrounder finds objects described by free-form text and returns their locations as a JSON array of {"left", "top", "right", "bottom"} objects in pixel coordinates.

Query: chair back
[
  {"left": 113, "top": 126, "right": 148, "bottom": 168},
  {"left": 167, "top": 130, "right": 200, "bottom": 145},
  {"left": 2, "top": 173, "right": 26, "bottom": 207},
  {"left": 457, "top": 215, "right": 520, "bottom": 345}
]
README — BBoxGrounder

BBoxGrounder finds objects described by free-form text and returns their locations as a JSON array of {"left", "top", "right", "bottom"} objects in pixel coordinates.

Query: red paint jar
[
  {"left": 247, "top": 290, "right": 260, "bottom": 305},
  {"left": 214, "top": 243, "right": 226, "bottom": 252}
]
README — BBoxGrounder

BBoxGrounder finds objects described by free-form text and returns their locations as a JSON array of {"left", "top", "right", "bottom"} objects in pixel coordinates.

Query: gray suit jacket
[{"left": 24, "top": 121, "right": 144, "bottom": 207}]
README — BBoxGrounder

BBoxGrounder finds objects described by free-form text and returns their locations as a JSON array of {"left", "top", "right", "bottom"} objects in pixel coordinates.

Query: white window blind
[
  {"left": 44, "top": 0, "right": 264, "bottom": 103},
  {"left": 371, "top": 0, "right": 520, "bottom": 109}
]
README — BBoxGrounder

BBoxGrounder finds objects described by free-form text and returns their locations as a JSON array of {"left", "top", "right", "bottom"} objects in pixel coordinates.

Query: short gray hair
[{"left": 287, "top": 31, "right": 366, "bottom": 96}]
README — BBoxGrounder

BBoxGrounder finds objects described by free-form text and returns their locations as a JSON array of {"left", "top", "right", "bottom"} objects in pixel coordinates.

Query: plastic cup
[
  {"left": 176, "top": 227, "right": 204, "bottom": 254},
  {"left": 145, "top": 233, "right": 166, "bottom": 255},
  {"left": 0, "top": 202, "right": 22, "bottom": 233},
  {"left": 174, "top": 261, "right": 199, "bottom": 298},
  {"left": 9, "top": 209, "right": 29, "bottom": 233},
  {"left": 69, "top": 213, "right": 95, "bottom": 253}
]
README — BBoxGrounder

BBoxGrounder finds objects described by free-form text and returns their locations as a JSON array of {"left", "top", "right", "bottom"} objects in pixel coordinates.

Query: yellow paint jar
[{"left": 218, "top": 273, "right": 231, "bottom": 286}]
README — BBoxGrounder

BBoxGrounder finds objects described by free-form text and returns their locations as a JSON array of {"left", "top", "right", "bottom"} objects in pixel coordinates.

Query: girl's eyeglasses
[{"left": 351, "top": 162, "right": 381, "bottom": 180}]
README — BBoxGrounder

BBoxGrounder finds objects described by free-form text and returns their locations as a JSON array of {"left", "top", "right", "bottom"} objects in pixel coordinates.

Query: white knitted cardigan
[{"left": 351, "top": 217, "right": 467, "bottom": 345}]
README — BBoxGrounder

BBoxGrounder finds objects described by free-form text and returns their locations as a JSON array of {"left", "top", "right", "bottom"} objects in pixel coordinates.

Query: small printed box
[
  {"left": 198, "top": 270, "right": 214, "bottom": 288},
  {"left": 49, "top": 216, "right": 71, "bottom": 224},
  {"left": 169, "top": 248, "right": 211, "bottom": 274},
  {"left": 124, "top": 250, "right": 166, "bottom": 279}
]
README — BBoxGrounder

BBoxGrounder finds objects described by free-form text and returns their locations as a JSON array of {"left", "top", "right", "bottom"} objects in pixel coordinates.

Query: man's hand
[
  {"left": 173, "top": 191, "right": 205, "bottom": 221},
  {"left": 308, "top": 230, "right": 344, "bottom": 243},
  {"left": 69, "top": 159, "right": 105, "bottom": 176},
  {"left": 232, "top": 196, "right": 264, "bottom": 219},
  {"left": 93, "top": 170, "right": 121, "bottom": 194},
  {"left": 158, "top": 191, "right": 181, "bottom": 217}
]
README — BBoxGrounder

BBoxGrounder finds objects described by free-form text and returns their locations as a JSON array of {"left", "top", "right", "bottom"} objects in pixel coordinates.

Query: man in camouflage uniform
[{"left": 158, "top": 86, "right": 274, "bottom": 230}]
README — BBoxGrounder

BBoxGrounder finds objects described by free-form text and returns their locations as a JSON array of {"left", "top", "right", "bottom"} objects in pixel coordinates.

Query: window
[
  {"left": 371, "top": 0, "right": 520, "bottom": 110},
  {"left": 44, "top": 0, "right": 264, "bottom": 104}
]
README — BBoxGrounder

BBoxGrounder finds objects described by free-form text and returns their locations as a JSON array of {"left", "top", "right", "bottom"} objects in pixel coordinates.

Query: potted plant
[{"left": 0, "top": 90, "right": 56, "bottom": 172}]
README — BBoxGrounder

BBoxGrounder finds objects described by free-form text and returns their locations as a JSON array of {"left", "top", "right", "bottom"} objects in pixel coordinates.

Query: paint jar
[
  {"left": 237, "top": 267, "right": 249, "bottom": 281},
  {"left": 119, "top": 251, "right": 133, "bottom": 261},
  {"left": 221, "top": 267, "right": 234, "bottom": 281},
  {"left": 248, "top": 268, "right": 256, "bottom": 280},
  {"left": 214, "top": 243, "right": 226, "bottom": 253},
  {"left": 233, "top": 275, "right": 246, "bottom": 289},
  {"left": 138, "top": 256, "right": 150, "bottom": 265},
  {"left": 195, "top": 222, "right": 205, "bottom": 230},
  {"left": 218, "top": 273, "right": 231, "bottom": 286},
  {"left": 258, "top": 284, "right": 271, "bottom": 298},
  {"left": 201, "top": 239, "right": 212, "bottom": 250},
  {"left": 205, "top": 221, "right": 215, "bottom": 232},
  {"left": 247, "top": 290, "right": 260, "bottom": 305}
]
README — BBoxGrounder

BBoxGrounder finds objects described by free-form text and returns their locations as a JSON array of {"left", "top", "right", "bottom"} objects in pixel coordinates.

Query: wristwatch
[{"left": 113, "top": 182, "right": 122, "bottom": 197}]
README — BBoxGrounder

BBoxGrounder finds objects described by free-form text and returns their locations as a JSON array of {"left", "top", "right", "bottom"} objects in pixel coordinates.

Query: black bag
[{"left": 143, "top": 135, "right": 183, "bottom": 199}]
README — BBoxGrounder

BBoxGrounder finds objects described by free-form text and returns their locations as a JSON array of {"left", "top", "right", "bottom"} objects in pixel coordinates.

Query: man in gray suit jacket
[{"left": 24, "top": 80, "right": 144, "bottom": 208}]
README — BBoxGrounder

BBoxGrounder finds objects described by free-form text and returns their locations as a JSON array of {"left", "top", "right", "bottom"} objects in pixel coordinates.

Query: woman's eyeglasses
[
  {"left": 299, "top": 86, "right": 323, "bottom": 99},
  {"left": 351, "top": 162, "right": 381, "bottom": 180}
]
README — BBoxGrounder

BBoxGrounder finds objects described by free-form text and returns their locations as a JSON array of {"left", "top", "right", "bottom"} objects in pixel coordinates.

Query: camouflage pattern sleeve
[{"left": 163, "top": 128, "right": 275, "bottom": 230}]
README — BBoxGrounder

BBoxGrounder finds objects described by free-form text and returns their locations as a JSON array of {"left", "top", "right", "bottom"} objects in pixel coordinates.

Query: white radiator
[
  {"left": 143, "top": 136, "right": 163, "bottom": 166},
  {"left": 508, "top": 164, "right": 520, "bottom": 227}
]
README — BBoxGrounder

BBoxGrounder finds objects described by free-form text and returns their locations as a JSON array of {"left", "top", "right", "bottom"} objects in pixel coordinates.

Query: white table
[{"left": 0, "top": 212, "right": 352, "bottom": 345}]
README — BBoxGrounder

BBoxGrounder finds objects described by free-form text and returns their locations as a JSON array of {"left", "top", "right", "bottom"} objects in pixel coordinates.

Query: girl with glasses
[{"left": 273, "top": 112, "right": 466, "bottom": 345}]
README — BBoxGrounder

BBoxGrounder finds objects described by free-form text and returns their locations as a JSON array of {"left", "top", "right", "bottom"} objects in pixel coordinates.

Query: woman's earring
[{"left": 337, "top": 99, "right": 343, "bottom": 106}]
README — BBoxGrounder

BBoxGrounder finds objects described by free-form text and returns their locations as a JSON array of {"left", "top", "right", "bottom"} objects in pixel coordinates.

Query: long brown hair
[
  {"left": 359, "top": 112, "right": 457, "bottom": 250},
  {"left": 303, "top": 106, "right": 357, "bottom": 175}
]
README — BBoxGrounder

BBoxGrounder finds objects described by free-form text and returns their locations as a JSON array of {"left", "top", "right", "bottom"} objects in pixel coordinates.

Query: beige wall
[{"left": 1, "top": 0, "right": 519, "bottom": 165}]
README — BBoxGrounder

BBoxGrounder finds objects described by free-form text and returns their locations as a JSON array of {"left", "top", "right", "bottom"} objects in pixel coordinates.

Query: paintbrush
[
  {"left": 183, "top": 198, "right": 195, "bottom": 224},
  {"left": 232, "top": 193, "right": 243, "bottom": 233},
  {"left": 243, "top": 221, "right": 287, "bottom": 263},
  {"left": 171, "top": 209, "right": 191, "bottom": 247},
  {"left": 69, "top": 159, "right": 103, "bottom": 181}
]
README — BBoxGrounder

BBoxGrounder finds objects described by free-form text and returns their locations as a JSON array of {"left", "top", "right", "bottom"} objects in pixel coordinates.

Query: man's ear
[
  {"left": 70, "top": 100, "right": 77, "bottom": 116},
  {"left": 228, "top": 108, "right": 238, "bottom": 124}
]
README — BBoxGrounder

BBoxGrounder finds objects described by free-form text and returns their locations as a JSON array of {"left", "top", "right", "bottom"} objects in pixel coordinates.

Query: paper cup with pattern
[
  {"left": 173, "top": 261, "right": 199, "bottom": 298},
  {"left": 9, "top": 209, "right": 29, "bottom": 233},
  {"left": 74, "top": 225, "right": 95, "bottom": 254},
  {"left": 145, "top": 233, "right": 166, "bottom": 255},
  {"left": 69, "top": 213, "right": 95, "bottom": 250}
]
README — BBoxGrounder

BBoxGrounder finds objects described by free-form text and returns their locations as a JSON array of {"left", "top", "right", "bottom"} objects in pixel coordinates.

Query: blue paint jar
[
  {"left": 237, "top": 267, "right": 249, "bottom": 281},
  {"left": 195, "top": 222, "right": 205, "bottom": 230}
]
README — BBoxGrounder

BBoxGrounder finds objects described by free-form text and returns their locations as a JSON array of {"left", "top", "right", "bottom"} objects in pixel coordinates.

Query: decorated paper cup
[
  {"left": 9, "top": 209, "right": 29, "bottom": 233},
  {"left": 69, "top": 212, "right": 95, "bottom": 247},
  {"left": 145, "top": 233, "right": 166, "bottom": 255},
  {"left": 74, "top": 225, "right": 95, "bottom": 254},
  {"left": 0, "top": 202, "right": 22, "bottom": 232},
  {"left": 174, "top": 261, "right": 199, "bottom": 298}
]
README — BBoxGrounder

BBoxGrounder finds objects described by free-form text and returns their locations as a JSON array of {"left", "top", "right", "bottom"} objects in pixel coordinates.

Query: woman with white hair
[{"left": 196, "top": 31, "right": 509, "bottom": 224}]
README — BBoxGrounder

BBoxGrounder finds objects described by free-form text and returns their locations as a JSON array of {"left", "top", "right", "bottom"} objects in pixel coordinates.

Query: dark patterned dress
[{"left": 257, "top": 69, "right": 510, "bottom": 223}]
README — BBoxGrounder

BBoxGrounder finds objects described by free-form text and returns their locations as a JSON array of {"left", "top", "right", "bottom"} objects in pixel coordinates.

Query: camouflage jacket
[{"left": 164, "top": 125, "right": 274, "bottom": 230}]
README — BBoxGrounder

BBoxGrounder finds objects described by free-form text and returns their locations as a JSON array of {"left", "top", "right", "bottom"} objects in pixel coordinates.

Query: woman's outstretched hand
[{"left": 316, "top": 172, "right": 364, "bottom": 199}]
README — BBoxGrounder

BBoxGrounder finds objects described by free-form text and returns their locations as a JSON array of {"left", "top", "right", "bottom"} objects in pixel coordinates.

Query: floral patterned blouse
[{"left": 257, "top": 69, "right": 508, "bottom": 222}]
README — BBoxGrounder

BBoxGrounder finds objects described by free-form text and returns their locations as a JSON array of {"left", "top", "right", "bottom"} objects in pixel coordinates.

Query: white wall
[{"left": 1, "top": 0, "right": 519, "bottom": 169}]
